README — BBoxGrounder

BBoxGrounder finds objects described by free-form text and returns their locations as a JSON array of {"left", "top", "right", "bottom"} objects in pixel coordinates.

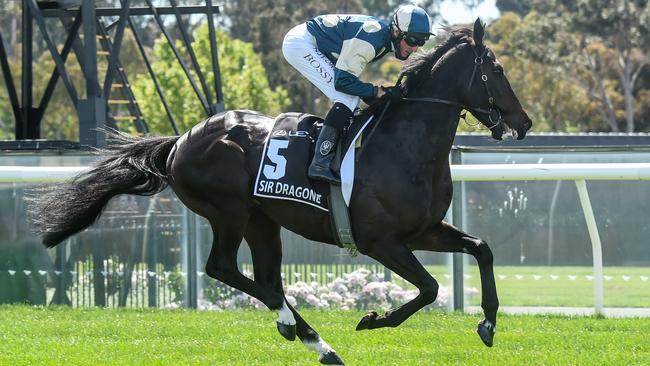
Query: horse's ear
[{"left": 473, "top": 18, "right": 485, "bottom": 47}]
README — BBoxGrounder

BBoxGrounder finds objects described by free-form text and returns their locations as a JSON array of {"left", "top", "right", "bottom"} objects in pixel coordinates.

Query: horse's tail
[{"left": 28, "top": 131, "right": 180, "bottom": 248}]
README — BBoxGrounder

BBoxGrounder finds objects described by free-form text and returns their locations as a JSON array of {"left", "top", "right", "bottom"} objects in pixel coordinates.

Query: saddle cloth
[
  {"left": 253, "top": 113, "right": 329, "bottom": 211},
  {"left": 252, "top": 112, "right": 375, "bottom": 210}
]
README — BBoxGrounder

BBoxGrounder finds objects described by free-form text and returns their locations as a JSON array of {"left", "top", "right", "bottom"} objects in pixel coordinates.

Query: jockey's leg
[
  {"left": 308, "top": 102, "right": 352, "bottom": 184},
  {"left": 282, "top": 23, "right": 358, "bottom": 186}
]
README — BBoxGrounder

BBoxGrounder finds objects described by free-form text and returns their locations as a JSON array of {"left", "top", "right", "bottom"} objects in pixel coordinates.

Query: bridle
[
  {"left": 357, "top": 43, "right": 505, "bottom": 159},
  {"left": 400, "top": 44, "right": 504, "bottom": 131}
]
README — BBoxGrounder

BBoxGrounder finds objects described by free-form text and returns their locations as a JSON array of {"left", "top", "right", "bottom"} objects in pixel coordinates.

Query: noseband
[{"left": 401, "top": 44, "right": 504, "bottom": 131}]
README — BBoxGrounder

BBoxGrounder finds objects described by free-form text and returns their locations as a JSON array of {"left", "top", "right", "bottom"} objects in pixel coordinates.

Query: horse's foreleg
[
  {"left": 410, "top": 221, "right": 499, "bottom": 347},
  {"left": 356, "top": 238, "right": 439, "bottom": 330},
  {"left": 246, "top": 212, "right": 344, "bottom": 365}
]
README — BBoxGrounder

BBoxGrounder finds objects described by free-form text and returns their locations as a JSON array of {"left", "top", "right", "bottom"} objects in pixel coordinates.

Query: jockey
[{"left": 282, "top": 5, "right": 432, "bottom": 184}]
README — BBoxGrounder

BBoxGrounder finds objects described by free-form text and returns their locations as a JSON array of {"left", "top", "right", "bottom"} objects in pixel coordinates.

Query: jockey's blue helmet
[{"left": 391, "top": 5, "right": 432, "bottom": 59}]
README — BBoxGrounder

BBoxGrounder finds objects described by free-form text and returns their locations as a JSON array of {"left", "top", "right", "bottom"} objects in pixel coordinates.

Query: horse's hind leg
[
  {"left": 410, "top": 221, "right": 499, "bottom": 347},
  {"left": 204, "top": 211, "right": 288, "bottom": 316},
  {"left": 245, "top": 210, "right": 345, "bottom": 366},
  {"left": 169, "top": 139, "right": 288, "bottom": 326}
]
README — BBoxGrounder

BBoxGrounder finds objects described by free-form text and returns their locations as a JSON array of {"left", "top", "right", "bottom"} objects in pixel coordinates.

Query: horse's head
[{"left": 458, "top": 19, "right": 532, "bottom": 140}]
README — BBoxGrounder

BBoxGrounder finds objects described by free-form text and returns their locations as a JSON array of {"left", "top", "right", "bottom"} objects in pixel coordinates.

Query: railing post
[
  {"left": 184, "top": 207, "right": 198, "bottom": 309},
  {"left": 52, "top": 242, "right": 69, "bottom": 305},
  {"left": 146, "top": 209, "right": 158, "bottom": 308},
  {"left": 574, "top": 179, "right": 604, "bottom": 315},
  {"left": 451, "top": 148, "right": 464, "bottom": 312}
]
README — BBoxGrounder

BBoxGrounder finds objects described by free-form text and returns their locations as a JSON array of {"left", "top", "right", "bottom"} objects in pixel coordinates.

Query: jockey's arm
[{"left": 333, "top": 36, "right": 380, "bottom": 98}]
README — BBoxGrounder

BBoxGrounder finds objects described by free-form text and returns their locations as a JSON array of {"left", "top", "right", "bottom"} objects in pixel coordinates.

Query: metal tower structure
[{"left": 0, "top": 0, "right": 224, "bottom": 149}]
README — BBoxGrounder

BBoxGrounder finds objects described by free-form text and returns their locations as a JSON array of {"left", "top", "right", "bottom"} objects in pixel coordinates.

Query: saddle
[{"left": 253, "top": 111, "right": 377, "bottom": 252}]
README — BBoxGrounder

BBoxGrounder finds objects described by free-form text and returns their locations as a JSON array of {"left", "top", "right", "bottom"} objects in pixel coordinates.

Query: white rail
[
  {"left": 450, "top": 162, "right": 650, "bottom": 315},
  {"left": 0, "top": 166, "right": 86, "bottom": 183},
  {"left": 451, "top": 163, "right": 650, "bottom": 181},
  {"left": 3, "top": 163, "right": 650, "bottom": 314}
]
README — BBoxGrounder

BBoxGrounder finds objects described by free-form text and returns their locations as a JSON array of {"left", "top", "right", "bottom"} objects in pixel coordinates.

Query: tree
[
  {"left": 132, "top": 25, "right": 290, "bottom": 135},
  {"left": 517, "top": 0, "right": 650, "bottom": 132},
  {"left": 221, "top": 0, "right": 441, "bottom": 114},
  {"left": 488, "top": 12, "right": 592, "bottom": 132},
  {"left": 495, "top": 0, "right": 531, "bottom": 17},
  {"left": 451, "top": 13, "right": 591, "bottom": 134},
  {"left": 362, "top": 0, "right": 440, "bottom": 19},
  {"left": 565, "top": 0, "right": 650, "bottom": 132}
]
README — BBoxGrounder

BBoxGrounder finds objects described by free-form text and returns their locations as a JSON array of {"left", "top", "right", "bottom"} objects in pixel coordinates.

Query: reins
[{"left": 355, "top": 43, "right": 503, "bottom": 161}]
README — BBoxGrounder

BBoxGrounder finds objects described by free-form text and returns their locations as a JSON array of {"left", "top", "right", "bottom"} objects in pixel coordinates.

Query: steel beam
[
  {"left": 20, "top": 0, "right": 34, "bottom": 139},
  {"left": 36, "top": 10, "right": 82, "bottom": 128},
  {"left": 6, "top": 1, "right": 222, "bottom": 148},
  {"left": 97, "top": 22, "right": 147, "bottom": 133},
  {"left": 169, "top": 0, "right": 213, "bottom": 108},
  {"left": 26, "top": 0, "right": 79, "bottom": 105},
  {"left": 78, "top": 0, "right": 105, "bottom": 148},
  {"left": 206, "top": 0, "right": 224, "bottom": 113},
  {"left": 41, "top": 5, "right": 221, "bottom": 17},
  {"left": 129, "top": 19, "right": 179, "bottom": 135},
  {"left": 144, "top": 0, "right": 210, "bottom": 116},
  {"left": 0, "top": 32, "right": 22, "bottom": 129},
  {"left": 102, "top": 0, "right": 130, "bottom": 98}
]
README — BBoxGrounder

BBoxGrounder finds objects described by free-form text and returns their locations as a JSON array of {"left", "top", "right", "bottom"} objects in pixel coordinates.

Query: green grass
[
  {"left": 1, "top": 306, "right": 648, "bottom": 365},
  {"left": 382, "top": 265, "right": 650, "bottom": 308},
  {"left": 463, "top": 266, "right": 650, "bottom": 308},
  {"left": 271, "top": 264, "right": 650, "bottom": 307}
]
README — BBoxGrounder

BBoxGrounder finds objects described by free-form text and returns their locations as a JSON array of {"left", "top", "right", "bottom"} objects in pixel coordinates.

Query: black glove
[
  {"left": 362, "top": 95, "right": 379, "bottom": 105},
  {"left": 381, "top": 86, "right": 404, "bottom": 103}
]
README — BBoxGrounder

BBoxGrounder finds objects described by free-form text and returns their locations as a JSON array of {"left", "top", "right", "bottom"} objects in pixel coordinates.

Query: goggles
[{"left": 404, "top": 34, "right": 427, "bottom": 47}]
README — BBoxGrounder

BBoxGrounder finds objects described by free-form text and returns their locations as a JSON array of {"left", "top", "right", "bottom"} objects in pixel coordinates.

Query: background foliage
[
  {"left": 131, "top": 26, "right": 289, "bottom": 134},
  {"left": 0, "top": 0, "right": 649, "bottom": 137}
]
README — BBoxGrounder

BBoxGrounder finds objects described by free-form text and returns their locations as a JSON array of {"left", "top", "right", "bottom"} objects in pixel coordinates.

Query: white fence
[
  {"left": 3, "top": 163, "right": 650, "bottom": 314},
  {"left": 452, "top": 163, "right": 650, "bottom": 314}
]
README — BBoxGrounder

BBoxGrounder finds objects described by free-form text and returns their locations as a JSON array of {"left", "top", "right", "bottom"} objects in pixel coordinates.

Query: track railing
[
  {"left": 451, "top": 163, "right": 650, "bottom": 314},
  {"left": 3, "top": 163, "right": 650, "bottom": 314}
]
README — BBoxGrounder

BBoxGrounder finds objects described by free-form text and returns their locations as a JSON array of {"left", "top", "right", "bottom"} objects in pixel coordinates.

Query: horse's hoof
[
  {"left": 477, "top": 319, "right": 496, "bottom": 347},
  {"left": 276, "top": 321, "right": 296, "bottom": 341},
  {"left": 319, "top": 351, "right": 345, "bottom": 365},
  {"left": 355, "top": 311, "right": 379, "bottom": 331}
]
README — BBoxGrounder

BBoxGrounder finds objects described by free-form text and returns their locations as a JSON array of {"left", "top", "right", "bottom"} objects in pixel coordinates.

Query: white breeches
[{"left": 282, "top": 23, "right": 360, "bottom": 113}]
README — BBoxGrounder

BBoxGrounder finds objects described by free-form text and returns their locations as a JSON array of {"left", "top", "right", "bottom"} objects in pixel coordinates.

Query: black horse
[{"left": 30, "top": 20, "right": 531, "bottom": 365}]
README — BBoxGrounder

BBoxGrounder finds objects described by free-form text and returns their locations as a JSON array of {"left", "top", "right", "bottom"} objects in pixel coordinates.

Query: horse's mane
[
  {"left": 359, "top": 26, "right": 474, "bottom": 117},
  {"left": 401, "top": 26, "right": 473, "bottom": 94}
]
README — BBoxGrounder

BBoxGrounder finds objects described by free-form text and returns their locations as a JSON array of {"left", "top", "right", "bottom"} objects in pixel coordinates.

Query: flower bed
[{"left": 173, "top": 268, "right": 479, "bottom": 311}]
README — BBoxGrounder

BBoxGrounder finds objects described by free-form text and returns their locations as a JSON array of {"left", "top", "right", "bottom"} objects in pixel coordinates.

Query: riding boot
[
  {"left": 309, "top": 125, "right": 341, "bottom": 184},
  {"left": 308, "top": 103, "right": 352, "bottom": 184}
]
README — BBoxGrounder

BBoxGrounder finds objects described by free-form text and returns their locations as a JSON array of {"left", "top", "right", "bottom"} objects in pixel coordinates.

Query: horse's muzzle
[
  {"left": 516, "top": 117, "right": 532, "bottom": 140},
  {"left": 499, "top": 114, "right": 531, "bottom": 140}
]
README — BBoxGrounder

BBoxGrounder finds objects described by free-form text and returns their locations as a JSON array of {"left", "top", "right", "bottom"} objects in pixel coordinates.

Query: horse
[{"left": 30, "top": 19, "right": 531, "bottom": 365}]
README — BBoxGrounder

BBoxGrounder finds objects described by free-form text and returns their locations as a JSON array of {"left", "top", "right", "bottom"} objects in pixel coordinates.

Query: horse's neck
[{"left": 386, "top": 73, "right": 461, "bottom": 160}]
